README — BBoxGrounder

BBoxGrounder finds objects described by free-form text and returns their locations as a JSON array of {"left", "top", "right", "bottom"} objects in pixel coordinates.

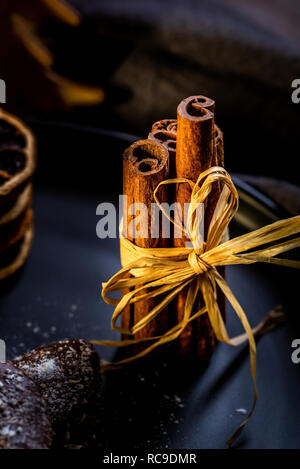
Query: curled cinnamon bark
[
  {"left": 152, "top": 119, "right": 177, "bottom": 134},
  {"left": 148, "top": 130, "right": 176, "bottom": 176},
  {"left": 147, "top": 97, "right": 226, "bottom": 359},
  {"left": 175, "top": 96, "right": 216, "bottom": 358},
  {"left": 122, "top": 140, "right": 169, "bottom": 347},
  {"left": 187, "top": 95, "right": 215, "bottom": 113},
  {"left": 148, "top": 98, "right": 226, "bottom": 359},
  {"left": 149, "top": 110, "right": 224, "bottom": 190}
]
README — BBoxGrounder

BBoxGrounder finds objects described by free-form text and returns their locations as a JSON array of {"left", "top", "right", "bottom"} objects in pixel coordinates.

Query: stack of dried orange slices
[{"left": 0, "top": 108, "right": 36, "bottom": 280}]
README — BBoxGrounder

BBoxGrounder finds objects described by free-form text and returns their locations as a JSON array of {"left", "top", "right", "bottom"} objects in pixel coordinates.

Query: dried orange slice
[
  {"left": 0, "top": 208, "right": 33, "bottom": 254},
  {"left": 0, "top": 183, "right": 32, "bottom": 225},
  {"left": 0, "top": 223, "right": 33, "bottom": 281},
  {"left": 0, "top": 108, "right": 36, "bottom": 203}
]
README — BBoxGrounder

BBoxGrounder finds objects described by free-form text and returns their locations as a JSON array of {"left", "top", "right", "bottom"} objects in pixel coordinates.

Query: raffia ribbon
[{"left": 92, "top": 167, "right": 300, "bottom": 446}]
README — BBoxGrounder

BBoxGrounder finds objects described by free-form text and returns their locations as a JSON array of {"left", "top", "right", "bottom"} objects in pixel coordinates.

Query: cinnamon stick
[
  {"left": 175, "top": 96, "right": 216, "bottom": 358},
  {"left": 148, "top": 130, "right": 176, "bottom": 177},
  {"left": 149, "top": 120, "right": 177, "bottom": 177},
  {"left": 149, "top": 105, "right": 226, "bottom": 355},
  {"left": 150, "top": 116, "right": 223, "bottom": 168},
  {"left": 122, "top": 139, "right": 169, "bottom": 347},
  {"left": 187, "top": 95, "right": 215, "bottom": 113},
  {"left": 152, "top": 119, "right": 177, "bottom": 134},
  {"left": 214, "top": 125, "right": 224, "bottom": 167}
]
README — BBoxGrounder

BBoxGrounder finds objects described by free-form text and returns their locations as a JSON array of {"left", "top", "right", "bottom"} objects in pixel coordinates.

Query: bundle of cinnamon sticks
[{"left": 122, "top": 95, "right": 225, "bottom": 360}]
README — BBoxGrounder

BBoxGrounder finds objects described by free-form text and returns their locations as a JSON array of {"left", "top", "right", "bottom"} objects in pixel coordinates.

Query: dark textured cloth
[
  {"left": 66, "top": 0, "right": 300, "bottom": 183},
  {"left": 69, "top": 0, "right": 300, "bottom": 130},
  {"left": 238, "top": 175, "right": 300, "bottom": 216}
]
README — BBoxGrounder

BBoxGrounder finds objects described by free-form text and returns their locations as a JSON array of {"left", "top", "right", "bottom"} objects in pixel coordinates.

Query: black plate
[{"left": 0, "top": 123, "right": 299, "bottom": 449}]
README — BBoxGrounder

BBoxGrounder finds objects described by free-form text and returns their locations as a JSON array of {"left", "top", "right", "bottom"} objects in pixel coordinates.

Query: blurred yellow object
[
  {"left": 47, "top": 71, "right": 105, "bottom": 106},
  {"left": 42, "top": 0, "right": 80, "bottom": 26},
  {"left": 12, "top": 14, "right": 53, "bottom": 68},
  {"left": 0, "top": 0, "right": 104, "bottom": 112}
]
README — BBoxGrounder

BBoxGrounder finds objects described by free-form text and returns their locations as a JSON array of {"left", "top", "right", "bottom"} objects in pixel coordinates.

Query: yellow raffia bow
[{"left": 92, "top": 166, "right": 300, "bottom": 446}]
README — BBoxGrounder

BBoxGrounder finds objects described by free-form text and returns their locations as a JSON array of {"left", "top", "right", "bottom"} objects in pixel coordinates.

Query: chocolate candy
[
  {"left": 12, "top": 339, "right": 102, "bottom": 446},
  {"left": 0, "top": 362, "right": 52, "bottom": 449}
]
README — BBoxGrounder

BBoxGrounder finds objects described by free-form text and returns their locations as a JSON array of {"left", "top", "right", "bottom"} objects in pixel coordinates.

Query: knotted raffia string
[{"left": 92, "top": 167, "right": 300, "bottom": 446}]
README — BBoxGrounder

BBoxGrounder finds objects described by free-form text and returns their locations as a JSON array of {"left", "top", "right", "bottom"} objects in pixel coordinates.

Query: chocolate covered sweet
[
  {"left": 12, "top": 339, "right": 102, "bottom": 446},
  {"left": 0, "top": 362, "right": 52, "bottom": 449}
]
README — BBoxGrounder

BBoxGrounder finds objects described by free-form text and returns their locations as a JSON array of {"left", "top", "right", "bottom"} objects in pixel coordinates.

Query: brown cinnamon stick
[
  {"left": 214, "top": 125, "right": 224, "bottom": 167},
  {"left": 149, "top": 119, "right": 177, "bottom": 177},
  {"left": 122, "top": 139, "right": 169, "bottom": 347},
  {"left": 148, "top": 130, "right": 176, "bottom": 177},
  {"left": 150, "top": 117, "right": 223, "bottom": 169},
  {"left": 152, "top": 119, "right": 177, "bottom": 134},
  {"left": 149, "top": 108, "right": 226, "bottom": 358},
  {"left": 175, "top": 96, "right": 216, "bottom": 358},
  {"left": 187, "top": 95, "right": 215, "bottom": 113}
]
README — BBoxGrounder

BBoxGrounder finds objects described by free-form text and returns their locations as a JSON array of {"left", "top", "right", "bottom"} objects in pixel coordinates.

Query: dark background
[
  {"left": 37, "top": 0, "right": 300, "bottom": 185},
  {"left": 2, "top": 0, "right": 300, "bottom": 189}
]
